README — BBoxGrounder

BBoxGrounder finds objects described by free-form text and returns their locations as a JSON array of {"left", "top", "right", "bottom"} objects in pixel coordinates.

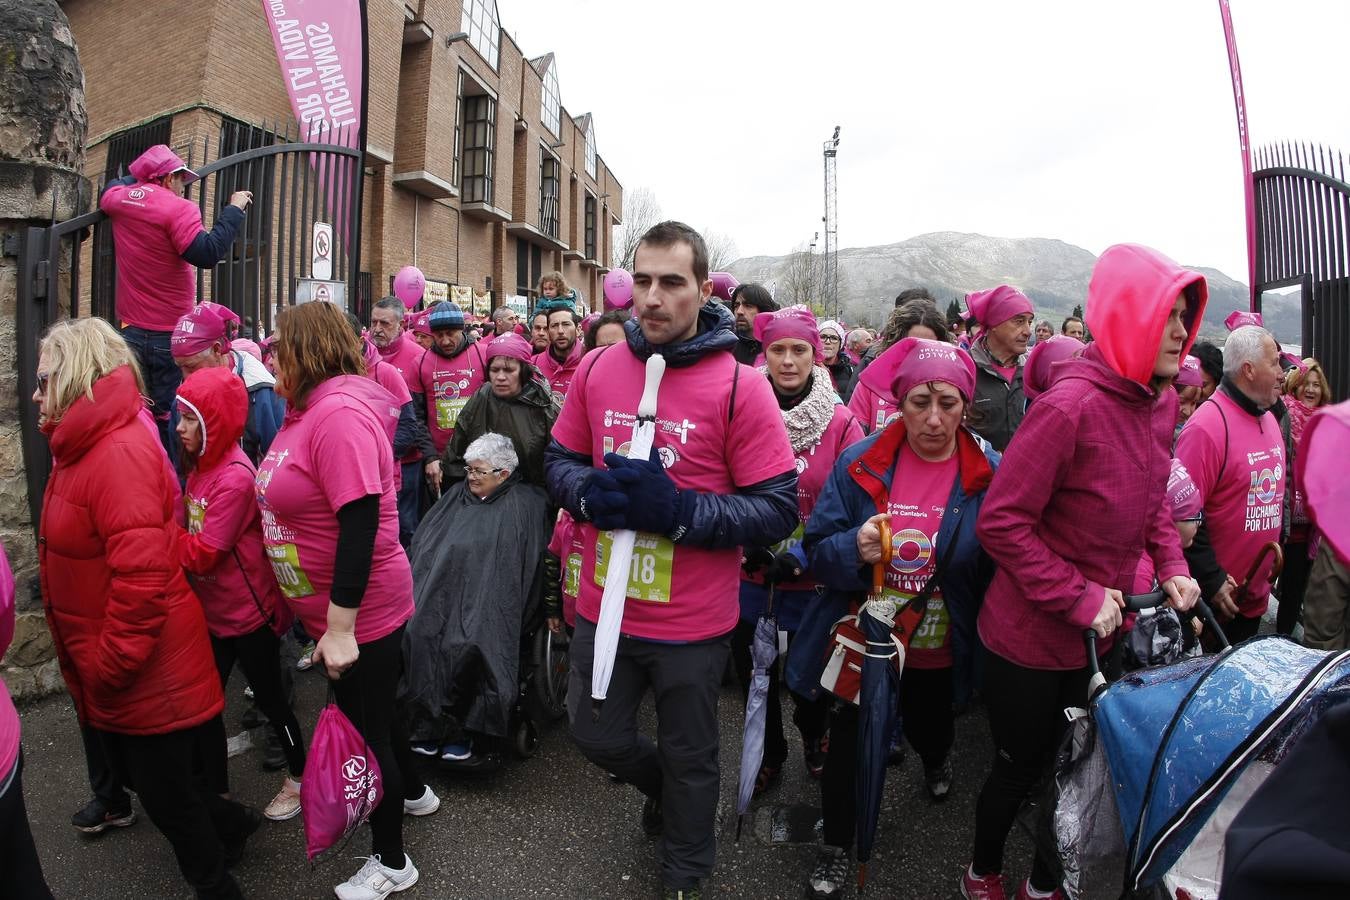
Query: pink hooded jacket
[{"left": 976, "top": 244, "right": 1206, "bottom": 669}]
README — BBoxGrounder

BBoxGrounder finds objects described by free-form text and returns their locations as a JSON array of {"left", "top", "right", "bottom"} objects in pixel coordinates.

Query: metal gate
[
  {"left": 1253, "top": 142, "right": 1350, "bottom": 401},
  {"left": 15, "top": 120, "right": 367, "bottom": 528}
]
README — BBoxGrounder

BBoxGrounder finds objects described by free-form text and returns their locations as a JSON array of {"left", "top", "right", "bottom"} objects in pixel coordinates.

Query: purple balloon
[
  {"left": 603, "top": 268, "right": 633, "bottom": 311},
  {"left": 393, "top": 266, "right": 425, "bottom": 309}
]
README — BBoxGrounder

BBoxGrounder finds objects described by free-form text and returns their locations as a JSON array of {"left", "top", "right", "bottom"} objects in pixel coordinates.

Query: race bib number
[
  {"left": 266, "top": 543, "right": 316, "bottom": 599},
  {"left": 435, "top": 396, "right": 469, "bottom": 430},
  {"left": 565, "top": 552, "right": 582, "bottom": 598},
  {"left": 594, "top": 531, "right": 675, "bottom": 604},
  {"left": 884, "top": 590, "right": 949, "bottom": 651},
  {"left": 770, "top": 522, "right": 806, "bottom": 557},
  {"left": 186, "top": 498, "right": 205, "bottom": 534}
]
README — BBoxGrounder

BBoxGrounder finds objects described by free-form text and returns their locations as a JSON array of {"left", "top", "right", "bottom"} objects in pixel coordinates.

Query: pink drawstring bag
[{"left": 301, "top": 696, "right": 382, "bottom": 861}]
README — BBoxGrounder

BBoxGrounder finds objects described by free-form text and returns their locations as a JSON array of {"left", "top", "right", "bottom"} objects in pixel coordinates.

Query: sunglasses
[{"left": 36, "top": 372, "right": 50, "bottom": 393}]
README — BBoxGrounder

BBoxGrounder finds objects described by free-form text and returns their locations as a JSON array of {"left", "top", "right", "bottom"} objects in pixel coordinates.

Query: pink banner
[
  {"left": 261, "top": 0, "right": 364, "bottom": 239},
  {"left": 1218, "top": 0, "right": 1257, "bottom": 308}
]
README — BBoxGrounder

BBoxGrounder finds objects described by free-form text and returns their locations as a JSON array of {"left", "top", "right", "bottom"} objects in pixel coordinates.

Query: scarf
[
  {"left": 765, "top": 365, "right": 839, "bottom": 454},
  {"left": 1285, "top": 396, "right": 1318, "bottom": 445}
]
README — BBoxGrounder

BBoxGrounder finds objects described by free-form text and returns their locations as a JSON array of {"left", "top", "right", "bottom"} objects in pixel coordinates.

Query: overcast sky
[{"left": 502, "top": 0, "right": 1349, "bottom": 282}]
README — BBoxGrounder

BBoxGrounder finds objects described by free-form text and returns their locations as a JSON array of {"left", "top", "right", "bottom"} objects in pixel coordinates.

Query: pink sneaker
[
  {"left": 960, "top": 866, "right": 1007, "bottom": 900},
  {"left": 1014, "top": 879, "right": 1065, "bottom": 900}
]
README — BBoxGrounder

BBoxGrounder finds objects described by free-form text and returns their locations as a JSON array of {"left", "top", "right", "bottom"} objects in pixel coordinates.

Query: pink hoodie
[{"left": 976, "top": 244, "right": 1206, "bottom": 670}]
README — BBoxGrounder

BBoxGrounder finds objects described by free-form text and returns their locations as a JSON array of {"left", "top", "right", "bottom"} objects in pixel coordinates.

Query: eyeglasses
[
  {"left": 819, "top": 335, "right": 841, "bottom": 343},
  {"left": 466, "top": 466, "right": 504, "bottom": 478},
  {"left": 36, "top": 372, "right": 50, "bottom": 393}
]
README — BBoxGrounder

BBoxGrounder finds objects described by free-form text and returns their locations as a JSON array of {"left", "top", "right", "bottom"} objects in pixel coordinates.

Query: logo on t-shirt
[{"left": 890, "top": 527, "right": 935, "bottom": 575}]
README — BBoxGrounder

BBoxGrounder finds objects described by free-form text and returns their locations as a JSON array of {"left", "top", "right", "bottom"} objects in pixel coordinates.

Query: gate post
[{"left": 0, "top": 0, "right": 90, "bottom": 699}]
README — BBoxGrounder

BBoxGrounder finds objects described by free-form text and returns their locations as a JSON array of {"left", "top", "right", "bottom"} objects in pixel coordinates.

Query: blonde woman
[
  {"left": 1280, "top": 358, "right": 1335, "bottom": 636},
  {"left": 35, "top": 317, "right": 259, "bottom": 899}
]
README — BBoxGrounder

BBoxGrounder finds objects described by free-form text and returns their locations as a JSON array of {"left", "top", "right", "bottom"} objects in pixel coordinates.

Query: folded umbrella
[{"left": 856, "top": 520, "right": 895, "bottom": 893}]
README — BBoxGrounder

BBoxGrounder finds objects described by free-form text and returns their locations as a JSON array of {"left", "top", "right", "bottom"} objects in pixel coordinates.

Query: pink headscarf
[
  {"left": 172, "top": 302, "right": 240, "bottom": 358},
  {"left": 1166, "top": 458, "right": 1204, "bottom": 521},
  {"left": 861, "top": 337, "right": 977, "bottom": 403},
  {"left": 709, "top": 272, "right": 740, "bottom": 303},
  {"left": 1225, "top": 310, "right": 1263, "bottom": 331},
  {"left": 1175, "top": 354, "right": 1203, "bottom": 388},
  {"left": 408, "top": 310, "right": 432, "bottom": 337},
  {"left": 752, "top": 306, "right": 821, "bottom": 360},
  {"left": 1023, "top": 335, "right": 1083, "bottom": 400},
  {"left": 128, "top": 144, "right": 198, "bottom": 185},
  {"left": 965, "top": 285, "right": 1033, "bottom": 329},
  {"left": 485, "top": 332, "right": 534, "bottom": 363}
]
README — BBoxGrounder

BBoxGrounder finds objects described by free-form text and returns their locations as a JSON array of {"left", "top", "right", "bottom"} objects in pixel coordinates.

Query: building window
[
  {"left": 460, "top": 94, "right": 495, "bottom": 204},
  {"left": 461, "top": 0, "right": 500, "bottom": 69},
  {"left": 541, "top": 59, "right": 560, "bottom": 138},
  {"left": 585, "top": 123, "right": 597, "bottom": 179},
  {"left": 540, "top": 149, "right": 560, "bottom": 240},
  {"left": 584, "top": 194, "right": 597, "bottom": 260},
  {"left": 516, "top": 237, "right": 544, "bottom": 296},
  {"left": 102, "top": 115, "right": 173, "bottom": 183}
]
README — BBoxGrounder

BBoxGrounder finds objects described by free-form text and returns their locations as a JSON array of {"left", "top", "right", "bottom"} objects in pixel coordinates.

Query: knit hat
[
  {"left": 818, "top": 319, "right": 846, "bottom": 344},
  {"left": 485, "top": 332, "right": 533, "bottom": 363},
  {"left": 965, "top": 285, "right": 1033, "bottom": 328},
  {"left": 1023, "top": 334, "right": 1083, "bottom": 400},
  {"left": 427, "top": 301, "right": 465, "bottom": 331},
  {"left": 862, "top": 336, "right": 977, "bottom": 403},
  {"left": 753, "top": 306, "right": 821, "bottom": 360},
  {"left": 1175, "top": 354, "right": 1204, "bottom": 388},
  {"left": 172, "top": 302, "right": 240, "bottom": 358}
]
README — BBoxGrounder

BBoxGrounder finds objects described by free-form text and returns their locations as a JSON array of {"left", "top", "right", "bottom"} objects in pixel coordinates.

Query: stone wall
[{"left": 0, "top": 0, "right": 89, "bottom": 700}]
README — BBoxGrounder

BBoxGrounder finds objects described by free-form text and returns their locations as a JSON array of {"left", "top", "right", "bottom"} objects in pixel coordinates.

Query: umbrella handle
[{"left": 871, "top": 518, "right": 892, "bottom": 596}]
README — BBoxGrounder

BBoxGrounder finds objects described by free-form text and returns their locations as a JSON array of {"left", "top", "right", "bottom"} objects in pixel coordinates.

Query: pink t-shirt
[
  {"left": 547, "top": 511, "right": 584, "bottom": 627},
  {"left": 255, "top": 376, "right": 413, "bottom": 644},
  {"left": 992, "top": 363, "right": 1018, "bottom": 383},
  {"left": 553, "top": 346, "right": 796, "bottom": 641},
  {"left": 413, "top": 341, "right": 488, "bottom": 453},
  {"left": 376, "top": 332, "right": 425, "bottom": 393},
  {"left": 848, "top": 379, "right": 900, "bottom": 435},
  {"left": 533, "top": 342, "right": 583, "bottom": 407},
  {"left": 884, "top": 444, "right": 959, "bottom": 669},
  {"left": 184, "top": 448, "right": 284, "bottom": 638},
  {"left": 1175, "top": 390, "right": 1286, "bottom": 617},
  {"left": 100, "top": 182, "right": 203, "bottom": 331},
  {"left": 742, "top": 403, "right": 865, "bottom": 591}
]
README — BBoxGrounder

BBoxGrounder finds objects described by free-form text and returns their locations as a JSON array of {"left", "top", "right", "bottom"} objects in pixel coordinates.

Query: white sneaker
[
  {"left": 264, "top": 777, "right": 302, "bottom": 821},
  {"left": 402, "top": 785, "right": 440, "bottom": 817},
  {"left": 334, "top": 854, "right": 419, "bottom": 900}
]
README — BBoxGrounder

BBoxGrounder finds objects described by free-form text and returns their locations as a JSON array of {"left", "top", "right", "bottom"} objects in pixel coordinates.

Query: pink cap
[
  {"left": 485, "top": 332, "right": 533, "bottom": 363},
  {"left": 408, "top": 311, "right": 432, "bottom": 337},
  {"left": 965, "top": 285, "right": 1033, "bottom": 328},
  {"left": 709, "top": 272, "right": 740, "bottom": 303},
  {"left": 580, "top": 312, "right": 601, "bottom": 334},
  {"left": 172, "top": 302, "right": 240, "bottom": 358},
  {"left": 1175, "top": 354, "right": 1203, "bottom": 388},
  {"left": 1280, "top": 351, "right": 1308, "bottom": 374},
  {"left": 231, "top": 338, "right": 263, "bottom": 363},
  {"left": 1023, "top": 335, "right": 1083, "bottom": 400},
  {"left": 752, "top": 306, "right": 821, "bottom": 360},
  {"left": 861, "top": 337, "right": 977, "bottom": 403},
  {"left": 1225, "top": 310, "right": 1263, "bottom": 331},
  {"left": 128, "top": 144, "right": 198, "bottom": 185},
  {"left": 1297, "top": 400, "right": 1350, "bottom": 562},
  {"left": 1166, "top": 458, "right": 1204, "bottom": 521}
]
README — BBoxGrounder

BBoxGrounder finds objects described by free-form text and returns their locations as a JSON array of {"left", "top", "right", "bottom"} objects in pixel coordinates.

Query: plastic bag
[
  {"left": 1124, "top": 607, "right": 1185, "bottom": 672},
  {"left": 301, "top": 698, "right": 382, "bottom": 861}
]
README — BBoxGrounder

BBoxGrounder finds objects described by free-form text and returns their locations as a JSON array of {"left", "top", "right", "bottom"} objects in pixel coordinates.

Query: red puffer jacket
[{"left": 39, "top": 365, "right": 224, "bottom": 735}]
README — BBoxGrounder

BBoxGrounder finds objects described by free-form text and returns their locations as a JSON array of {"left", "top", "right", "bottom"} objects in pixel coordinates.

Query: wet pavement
[{"left": 18, "top": 667, "right": 1038, "bottom": 899}]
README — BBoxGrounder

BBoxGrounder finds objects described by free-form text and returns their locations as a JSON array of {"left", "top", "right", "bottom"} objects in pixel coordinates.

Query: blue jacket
[
  {"left": 231, "top": 350, "right": 285, "bottom": 464},
  {"left": 785, "top": 421, "right": 999, "bottom": 704}
]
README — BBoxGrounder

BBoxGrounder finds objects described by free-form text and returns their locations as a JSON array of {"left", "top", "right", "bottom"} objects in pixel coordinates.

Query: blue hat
[{"left": 427, "top": 301, "right": 465, "bottom": 331}]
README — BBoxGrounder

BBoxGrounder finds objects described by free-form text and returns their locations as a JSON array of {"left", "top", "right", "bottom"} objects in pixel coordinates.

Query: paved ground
[{"left": 19, "top": 666, "right": 1041, "bottom": 900}]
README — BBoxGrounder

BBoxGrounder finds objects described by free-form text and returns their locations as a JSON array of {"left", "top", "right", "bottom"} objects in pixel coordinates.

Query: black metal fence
[
  {"left": 16, "top": 119, "right": 368, "bottom": 528},
  {"left": 1253, "top": 142, "right": 1349, "bottom": 402}
]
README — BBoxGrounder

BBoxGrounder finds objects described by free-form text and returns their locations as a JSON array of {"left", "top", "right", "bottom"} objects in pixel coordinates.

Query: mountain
[{"left": 727, "top": 232, "right": 1301, "bottom": 345}]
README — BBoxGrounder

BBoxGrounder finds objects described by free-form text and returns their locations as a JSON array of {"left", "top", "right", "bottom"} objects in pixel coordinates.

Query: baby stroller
[{"left": 1053, "top": 592, "right": 1350, "bottom": 899}]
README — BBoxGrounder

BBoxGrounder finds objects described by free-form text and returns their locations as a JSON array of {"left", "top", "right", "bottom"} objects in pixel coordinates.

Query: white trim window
[{"left": 461, "top": 0, "right": 500, "bottom": 69}]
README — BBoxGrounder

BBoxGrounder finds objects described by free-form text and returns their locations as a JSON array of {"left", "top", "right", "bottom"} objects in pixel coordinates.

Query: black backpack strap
[{"left": 728, "top": 357, "right": 741, "bottom": 423}]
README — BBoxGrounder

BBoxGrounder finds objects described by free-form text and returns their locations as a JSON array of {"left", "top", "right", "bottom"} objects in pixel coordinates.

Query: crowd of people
[{"left": 4, "top": 144, "right": 1348, "bottom": 900}]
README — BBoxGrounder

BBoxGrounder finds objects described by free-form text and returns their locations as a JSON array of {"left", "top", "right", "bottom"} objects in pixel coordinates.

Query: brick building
[{"left": 61, "top": 0, "right": 624, "bottom": 320}]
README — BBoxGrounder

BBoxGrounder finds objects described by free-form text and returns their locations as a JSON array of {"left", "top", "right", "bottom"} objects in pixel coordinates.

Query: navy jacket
[{"left": 786, "top": 421, "right": 999, "bottom": 703}]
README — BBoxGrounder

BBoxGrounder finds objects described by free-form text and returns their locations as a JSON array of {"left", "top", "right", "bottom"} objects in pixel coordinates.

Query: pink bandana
[
  {"left": 965, "top": 285, "right": 1033, "bottom": 328},
  {"left": 753, "top": 306, "right": 821, "bottom": 360},
  {"left": 861, "top": 337, "right": 977, "bottom": 402}
]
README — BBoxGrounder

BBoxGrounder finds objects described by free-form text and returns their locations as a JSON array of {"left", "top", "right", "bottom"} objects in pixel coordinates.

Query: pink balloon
[
  {"left": 603, "top": 268, "right": 633, "bottom": 311},
  {"left": 709, "top": 271, "right": 739, "bottom": 303},
  {"left": 393, "top": 266, "right": 425, "bottom": 309}
]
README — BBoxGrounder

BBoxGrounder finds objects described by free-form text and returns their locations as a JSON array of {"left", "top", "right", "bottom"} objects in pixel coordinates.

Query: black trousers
[
  {"left": 330, "top": 624, "right": 424, "bottom": 868},
  {"left": 820, "top": 666, "right": 954, "bottom": 850},
  {"left": 0, "top": 753, "right": 53, "bottom": 900},
  {"left": 79, "top": 720, "right": 129, "bottom": 809},
  {"left": 730, "top": 618, "right": 828, "bottom": 769},
  {"left": 1223, "top": 612, "right": 1263, "bottom": 644},
  {"left": 971, "top": 651, "right": 1094, "bottom": 890},
  {"left": 1277, "top": 540, "right": 1312, "bottom": 636},
  {"left": 567, "top": 617, "right": 729, "bottom": 890},
  {"left": 100, "top": 721, "right": 250, "bottom": 900},
  {"left": 211, "top": 625, "right": 307, "bottom": 780}
]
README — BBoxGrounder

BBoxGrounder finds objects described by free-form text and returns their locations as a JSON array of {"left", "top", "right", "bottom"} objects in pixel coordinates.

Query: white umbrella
[{"left": 591, "top": 353, "right": 668, "bottom": 719}]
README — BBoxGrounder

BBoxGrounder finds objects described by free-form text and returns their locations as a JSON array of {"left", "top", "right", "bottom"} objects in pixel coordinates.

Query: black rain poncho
[{"left": 400, "top": 475, "right": 549, "bottom": 740}]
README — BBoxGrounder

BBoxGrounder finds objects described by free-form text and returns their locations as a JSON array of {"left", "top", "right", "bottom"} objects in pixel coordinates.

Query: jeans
[
  {"left": 120, "top": 325, "right": 181, "bottom": 467},
  {"left": 397, "top": 460, "right": 423, "bottom": 549},
  {"left": 567, "top": 617, "right": 730, "bottom": 889},
  {"left": 99, "top": 722, "right": 252, "bottom": 900},
  {"left": 0, "top": 752, "right": 54, "bottom": 900},
  {"left": 329, "top": 624, "right": 425, "bottom": 868},
  {"left": 211, "top": 626, "right": 307, "bottom": 780}
]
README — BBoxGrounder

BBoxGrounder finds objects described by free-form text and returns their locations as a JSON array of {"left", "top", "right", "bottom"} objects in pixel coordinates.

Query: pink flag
[{"left": 1218, "top": 0, "right": 1257, "bottom": 310}]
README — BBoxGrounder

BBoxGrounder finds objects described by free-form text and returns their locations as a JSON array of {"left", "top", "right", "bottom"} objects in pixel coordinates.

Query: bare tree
[
  {"left": 701, "top": 228, "right": 739, "bottom": 274},
  {"left": 777, "top": 243, "right": 827, "bottom": 310},
  {"left": 612, "top": 187, "right": 662, "bottom": 270}
]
